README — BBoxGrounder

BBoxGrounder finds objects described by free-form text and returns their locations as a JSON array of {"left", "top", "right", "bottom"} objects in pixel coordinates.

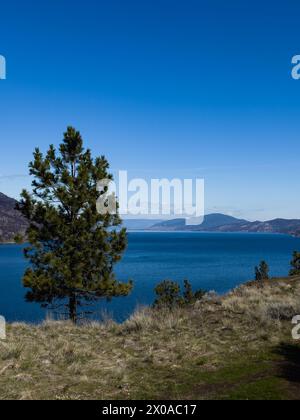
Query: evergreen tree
[
  {"left": 153, "top": 280, "right": 182, "bottom": 309},
  {"left": 255, "top": 261, "right": 270, "bottom": 282},
  {"left": 183, "top": 279, "right": 194, "bottom": 304},
  {"left": 154, "top": 279, "right": 206, "bottom": 309},
  {"left": 183, "top": 279, "right": 206, "bottom": 304},
  {"left": 290, "top": 251, "right": 300, "bottom": 276},
  {"left": 17, "top": 127, "right": 132, "bottom": 323}
]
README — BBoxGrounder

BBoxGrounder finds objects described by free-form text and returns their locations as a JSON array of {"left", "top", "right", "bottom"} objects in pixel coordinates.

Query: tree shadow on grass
[{"left": 274, "top": 343, "right": 300, "bottom": 384}]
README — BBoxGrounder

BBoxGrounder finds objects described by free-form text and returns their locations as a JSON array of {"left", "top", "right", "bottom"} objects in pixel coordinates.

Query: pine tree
[
  {"left": 153, "top": 280, "right": 182, "bottom": 309},
  {"left": 154, "top": 279, "right": 206, "bottom": 309},
  {"left": 183, "top": 279, "right": 206, "bottom": 304},
  {"left": 183, "top": 279, "right": 194, "bottom": 304},
  {"left": 17, "top": 127, "right": 133, "bottom": 323},
  {"left": 255, "top": 260, "right": 270, "bottom": 282},
  {"left": 290, "top": 251, "right": 300, "bottom": 276}
]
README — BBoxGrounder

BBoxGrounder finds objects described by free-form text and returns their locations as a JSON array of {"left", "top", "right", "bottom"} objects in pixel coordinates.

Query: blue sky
[{"left": 1, "top": 0, "right": 300, "bottom": 221}]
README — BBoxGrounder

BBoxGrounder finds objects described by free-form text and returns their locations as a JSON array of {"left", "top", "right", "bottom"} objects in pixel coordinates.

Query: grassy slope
[{"left": 1, "top": 277, "right": 300, "bottom": 400}]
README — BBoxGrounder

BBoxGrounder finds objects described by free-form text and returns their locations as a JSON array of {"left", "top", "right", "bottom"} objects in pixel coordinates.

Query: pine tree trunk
[{"left": 69, "top": 294, "right": 77, "bottom": 324}]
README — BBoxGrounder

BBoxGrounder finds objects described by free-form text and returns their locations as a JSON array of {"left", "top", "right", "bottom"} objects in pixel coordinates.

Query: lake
[{"left": 0, "top": 232, "right": 300, "bottom": 323}]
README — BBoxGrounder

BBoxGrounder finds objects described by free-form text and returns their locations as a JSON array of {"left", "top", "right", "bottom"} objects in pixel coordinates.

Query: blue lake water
[{"left": 0, "top": 232, "right": 300, "bottom": 323}]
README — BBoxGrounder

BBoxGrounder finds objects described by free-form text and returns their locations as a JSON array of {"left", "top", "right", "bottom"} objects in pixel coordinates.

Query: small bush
[{"left": 153, "top": 279, "right": 206, "bottom": 309}]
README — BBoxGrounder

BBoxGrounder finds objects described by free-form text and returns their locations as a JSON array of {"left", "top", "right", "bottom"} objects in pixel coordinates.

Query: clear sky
[{"left": 1, "top": 0, "right": 300, "bottom": 221}]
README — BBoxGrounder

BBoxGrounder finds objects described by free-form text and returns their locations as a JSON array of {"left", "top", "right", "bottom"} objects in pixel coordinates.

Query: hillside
[
  {"left": 149, "top": 214, "right": 247, "bottom": 231},
  {"left": 123, "top": 219, "right": 164, "bottom": 231},
  {"left": 0, "top": 192, "right": 28, "bottom": 242},
  {"left": 148, "top": 214, "right": 300, "bottom": 237},
  {"left": 218, "top": 218, "right": 300, "bottom": 236},
  {"left": 0, "top": 277, "right": 300, "bottom": 400}
]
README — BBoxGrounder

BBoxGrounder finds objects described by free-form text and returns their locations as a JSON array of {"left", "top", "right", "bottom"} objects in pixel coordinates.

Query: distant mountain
[
  {"left": 148, "top": 214, "right": 246, "bottom": 231},
  {"left": 2, "top": 190, "right": 300, "bottom": 240},
  {"left": 123, "top": 219, "right": 164, "bottom": 231},
  {"left": 196, "top": 213, "right": 247, "bottom": 229},
  {"left": 147, "top": 218, "right": 186, "bottom": 230},
  {"left": 0, "top": 192, "right": 28, "bottom": 242},
  {"left": 213, "top": 218, "right": 300, "bottom": 237},
  {"left": 148, "top": 213, "right": 300, "bottom": 237}
]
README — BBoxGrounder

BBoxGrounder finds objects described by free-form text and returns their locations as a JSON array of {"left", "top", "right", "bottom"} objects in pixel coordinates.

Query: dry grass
[
  {"left": 223, "top": 277, "right": 300, "bottom": 325},
  {"left": 0, "top": 276, "right": 300, "bottom": 400}
]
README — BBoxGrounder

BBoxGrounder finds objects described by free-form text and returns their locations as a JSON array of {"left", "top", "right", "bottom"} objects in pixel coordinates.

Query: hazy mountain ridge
[
  {"left": 1, "top": 190, "right": 300, "bottom": 239},
  {"left": 148, "top": 214, "right": 247, "bottom": 231},
  {"left": 148, "top": 214, "right": 300, "bottom": 237},
  {"left": 123, "top": 219, "right": 164, "bottom": 230},
  {"left": 0, "top": 192, "right": 28, "bottom": 242}
]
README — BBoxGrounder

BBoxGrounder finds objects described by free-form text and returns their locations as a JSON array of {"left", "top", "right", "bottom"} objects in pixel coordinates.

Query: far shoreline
[
  {"left": 126, "top": 230, "right": 296, "bottom": 237},
  {"left": 1, "top": 231, "right": 299, "bottom": 244}
]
